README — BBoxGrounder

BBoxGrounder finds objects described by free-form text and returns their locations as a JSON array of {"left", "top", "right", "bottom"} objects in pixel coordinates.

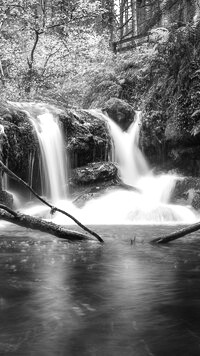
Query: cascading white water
[
  {"left": 10, "top": 104, "right": 198, "bottom": 225},
  {"left": 31, "top": 112, "right": 67, "bottom": 203},
  {"left": 75, "top": 110, "right": 198, "bottom": 224},
  {"left": 107, "top": 111, "right": 149, "bottom": 185},
  {"left": 10, "top": 103, "right": 68, "bottom": 204},
  {"left": 104, "top": 110, "right": 178, "bottom": 201}
]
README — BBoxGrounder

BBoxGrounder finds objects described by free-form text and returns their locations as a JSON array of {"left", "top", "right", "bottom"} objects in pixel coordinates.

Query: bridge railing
[{"left": 112, "top": 32, "right": 149, "bottom": 53}]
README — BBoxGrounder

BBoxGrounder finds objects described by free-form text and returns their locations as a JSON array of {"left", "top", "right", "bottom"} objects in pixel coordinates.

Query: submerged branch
[
  {"left": 0, "top": 161, "right": 104, "bottom": 243},
  {"left": 151, "top": 222, "right": 200, "bottom": 244}
]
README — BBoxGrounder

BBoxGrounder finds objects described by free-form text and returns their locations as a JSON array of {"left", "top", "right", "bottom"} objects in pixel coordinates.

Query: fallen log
[
  {"left": 0, "top": 204, "right": 90, "bottom": 241},
  {"left": 0, "top": 161, "right": 104, "bottom": 243},
  {"left": 151, "top": 221, "right": 200, "bottom": 244}
]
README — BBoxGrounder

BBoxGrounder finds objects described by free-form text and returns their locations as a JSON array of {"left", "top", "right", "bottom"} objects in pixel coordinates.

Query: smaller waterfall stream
[{"left": 107, "top": 111, "right": 149, "bottom": 185}]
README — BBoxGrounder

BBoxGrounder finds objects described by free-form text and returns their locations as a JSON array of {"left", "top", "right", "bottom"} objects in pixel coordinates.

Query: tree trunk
[
  {"left": 0, "top": 204, "right": 90, "bottom": 241},
  {"left": 151, "top": 222, "right": 200, "bottom": 244}
]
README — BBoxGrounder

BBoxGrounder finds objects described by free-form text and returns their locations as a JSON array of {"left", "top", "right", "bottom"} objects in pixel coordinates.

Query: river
[{"left": 0, "top": 224, "right": 200, "bottom": 355}]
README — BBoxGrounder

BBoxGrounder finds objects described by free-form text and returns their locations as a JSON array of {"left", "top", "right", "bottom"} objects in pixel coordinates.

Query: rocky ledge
[{"left": 171, "top": 176, "right": 200, "bottom": 210}]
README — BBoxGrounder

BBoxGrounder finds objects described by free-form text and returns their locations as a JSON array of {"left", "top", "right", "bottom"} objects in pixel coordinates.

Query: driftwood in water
[
  {"left": 0, "top": 204, "right": 89, "bottom": 241},
  {"left": 0, "top": 161, "right": 104, "bottom": 243},
  {"left": 151, "top": 222, "right": 200, "bottom": 244}
]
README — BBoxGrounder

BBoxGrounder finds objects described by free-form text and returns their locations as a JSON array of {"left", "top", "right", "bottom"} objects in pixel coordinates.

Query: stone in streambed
[
  {"left": 69, "top": 162, "right": 119, "bottom": 207},
  {"left": 71, "top": 162, "right": 118, "bottom": 185}
]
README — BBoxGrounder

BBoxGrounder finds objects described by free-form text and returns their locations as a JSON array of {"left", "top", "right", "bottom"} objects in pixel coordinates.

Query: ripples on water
[{"left": 1, "top": 225, "right": 200, "bottom": 355}]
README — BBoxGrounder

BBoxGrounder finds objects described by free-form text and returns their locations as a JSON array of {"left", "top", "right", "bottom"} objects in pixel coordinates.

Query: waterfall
[
  {"left": 32, "top": 112, "right": 67, "bottom": 202},
  {"left": 7, "top": 104, "right": 198, "bottom": 225},
  {"left": 10, "top": 103, "right": 68, "bottom": 204},
  {"left": 105, "top": 110, "right": 179, "bottom": 203},
  {"left": 106, "top": 111, "right": 149, "bottom": 185},
  {"left": 76, "top": 109, "right": 198, "bottom": 225}
]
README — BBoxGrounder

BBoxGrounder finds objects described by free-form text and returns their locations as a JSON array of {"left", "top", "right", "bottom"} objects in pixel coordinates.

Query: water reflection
[{"left": 0, "top": 226, "right": 200, "bottom": 355}]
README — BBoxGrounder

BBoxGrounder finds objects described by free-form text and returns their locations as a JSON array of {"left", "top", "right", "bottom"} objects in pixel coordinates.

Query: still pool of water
[{"left": 1, "top": 224, "right": 200, "bottom": 356}]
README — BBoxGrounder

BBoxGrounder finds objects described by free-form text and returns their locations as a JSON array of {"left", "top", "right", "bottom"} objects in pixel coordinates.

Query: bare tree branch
[
  {"left": 0, "top": 204, "right": 90, "bottom": 241},
  {"left": 0, "top": 161, "right": 104, "bottom": 243}
]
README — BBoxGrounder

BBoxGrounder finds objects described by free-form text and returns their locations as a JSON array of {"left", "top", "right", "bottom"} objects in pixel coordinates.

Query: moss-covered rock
[
  {"left": 102, "top": 98, "right": 135, "bottom": 130},
  {"left": 0, "top": 102, "right": 37, "bottom": 183},
  {"left": 171, "top": 176, "right": 200, "bottom": 209},
  {"left": 59, "top": 109, "right": 111, "bottom": 168}
]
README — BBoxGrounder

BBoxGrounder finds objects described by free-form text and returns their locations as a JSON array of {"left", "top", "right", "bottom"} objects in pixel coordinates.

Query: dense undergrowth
[
  {"left": 83, "top": 21, "right": 200, "bottom": 158},
  {"left": 143, "top": 22, "right": 200, "bottom": 143}
]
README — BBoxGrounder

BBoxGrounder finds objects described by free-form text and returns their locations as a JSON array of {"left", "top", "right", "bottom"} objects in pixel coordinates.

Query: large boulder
[
  {"left": 171, "top": 176, "right": 200, "bottom": 210},
  {"left": 102, "top": 98, "right": 135, "bottom": 130},
  {"left": 70, "top": 162, "right": 118, "bottom": 186},
  {"left": 69, "top": 161, "right": 119, "bottom": 207}
]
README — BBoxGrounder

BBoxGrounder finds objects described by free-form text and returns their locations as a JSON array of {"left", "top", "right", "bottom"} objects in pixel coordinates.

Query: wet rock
[
  {"left": 0, "top": 102, "right": 37, "bottom": 183},
  {"left": 70, "top": 162, "right": 142, "bottom": 207},
  {"left": 69, "top": 161, "right": 119, "bottom": 207},
  {"left": 0, "top": 190, "right": 13, "bottom": 209},
  {"left": 70, "top": 162, "right": 118, "bottom": 186},
  {"left": 190, "top": 190, "right": 200, "bottom": 210},
  {"left": 102, "top": 98, "right": 135, "bottom": 130},
  {"left": 171, "top": 176, "right": 200, "bottom": 209}
]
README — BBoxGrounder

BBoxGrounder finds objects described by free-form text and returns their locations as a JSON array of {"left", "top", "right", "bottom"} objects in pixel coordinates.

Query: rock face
[
  {"left": 140, "top": 107, "right": 200, "bottom": 177},
  {"left": 0, "top": 102, "right": 37, "bottom": 183},
  {"left": 102, "top": 98, "right": 135, "bottom": 130},
  {"left": 59, "top": 109, "right": 111, "bottom": 168}
]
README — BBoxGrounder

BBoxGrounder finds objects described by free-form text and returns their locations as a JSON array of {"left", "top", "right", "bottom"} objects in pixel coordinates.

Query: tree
[{"left": 0, "top": 0, "right": 108, "bottom": 101}]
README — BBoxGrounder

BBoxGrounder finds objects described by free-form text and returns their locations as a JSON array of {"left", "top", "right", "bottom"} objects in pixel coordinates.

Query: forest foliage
[
  {"left": 84, "top": 16, "right": 200, "bottom": 150},
  {"left": 0, "top": 0, "right": 200, "bottom": 139},
  {"left": 0, "top": 0, "right": 113, "bottom": 104}
]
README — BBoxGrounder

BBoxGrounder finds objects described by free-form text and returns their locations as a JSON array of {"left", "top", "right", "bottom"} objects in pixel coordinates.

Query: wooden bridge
[
  {"left": 113, "top": 0, "right": 196, "bottom": 52},
  {"left": 114, "top": 0, "right": 161, "bottom": 52}
]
